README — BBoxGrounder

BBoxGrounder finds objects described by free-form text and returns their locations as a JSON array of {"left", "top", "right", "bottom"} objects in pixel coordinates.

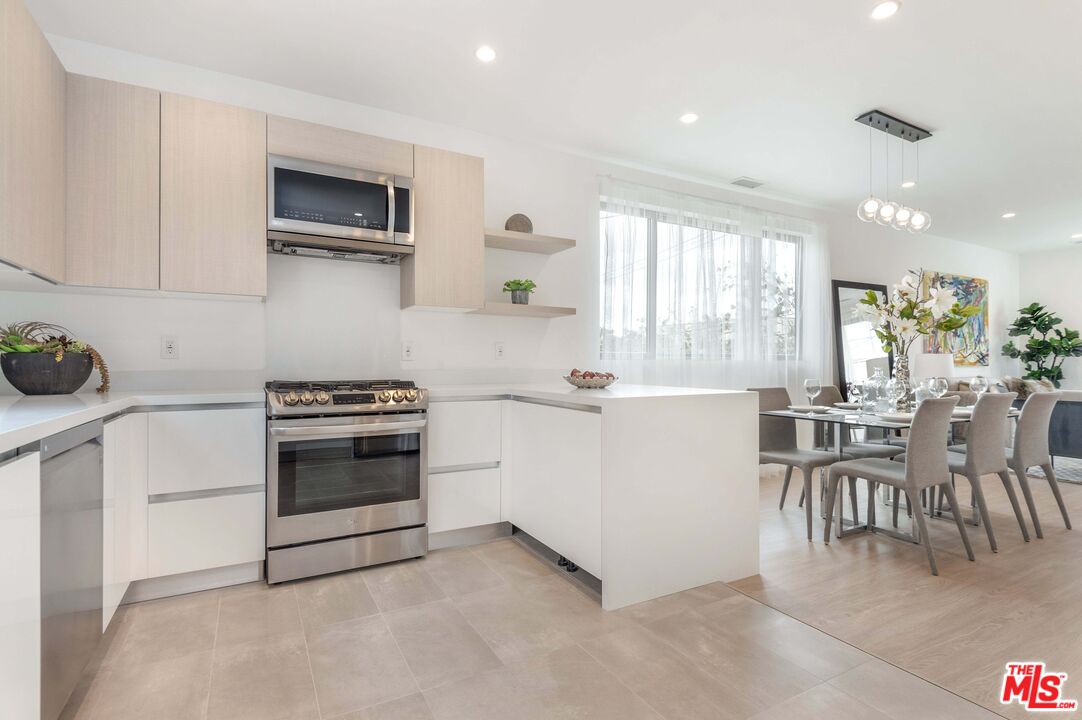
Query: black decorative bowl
[{"left": 1, "top": 352, "right": 93, "bottom": 395}]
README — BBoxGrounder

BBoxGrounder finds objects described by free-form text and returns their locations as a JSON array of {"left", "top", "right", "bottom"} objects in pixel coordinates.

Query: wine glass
[
  {"left": 930, "top": 377, "right": 948, "bottom": 399},
  {"left": 970, "top": 375, "right": 989, "bottom": 398},
  {"left": 803, "top": 379, "right": 822, "bottom": 406}
]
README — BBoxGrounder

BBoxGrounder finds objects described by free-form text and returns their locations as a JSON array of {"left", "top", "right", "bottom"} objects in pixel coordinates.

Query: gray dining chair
[
  {"left": 813, "top": 385, "right": 904, "bottom": 460},
  {"left": 824, "top": 397, "right": 974, "bottom": 575},
  {"left": 753, "top": 387, "right": 855, "bottom": 541},
  {"left": 1005, "top": 393, "right": 1069, "bottom": 537},
  {"left": 918, "top": 392, "right": 1028, "bottom": 551}
]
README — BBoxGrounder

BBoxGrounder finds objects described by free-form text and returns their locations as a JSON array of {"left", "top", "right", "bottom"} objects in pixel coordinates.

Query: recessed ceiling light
[
  {"left": 1001, "top": 212, "right": 1017, "bottom": 219},
  {"left": 870, "top": 1, "right": 900, "bottom": 20},
  {"left": 475, "top": 45, "right": 496, "bottom": 63},
  {"left": 679, "top": 113, "right": 699, "bottom": 124},
  {"left": 901, "top": 180, "right": 916, "bottom": 188},
  {"left": 1071, "top": 233, "right": 1082, "bottom": 240}
]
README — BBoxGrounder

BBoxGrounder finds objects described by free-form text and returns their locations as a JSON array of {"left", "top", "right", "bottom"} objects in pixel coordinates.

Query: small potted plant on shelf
[
  {"left": 0, "top": 322, "right": 110, "bottom": 395},
  {"left": 502, "top": 279, "right": 537, "bottom": 305}
]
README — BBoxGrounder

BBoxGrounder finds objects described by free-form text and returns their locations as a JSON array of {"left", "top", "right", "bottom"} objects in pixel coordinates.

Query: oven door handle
[{"left": 270, "top": 420, "right": 426, "bottom": 439}]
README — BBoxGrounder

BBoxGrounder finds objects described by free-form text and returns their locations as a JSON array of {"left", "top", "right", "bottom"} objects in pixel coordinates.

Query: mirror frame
[{"left": 832, "top": 279, "right": 894, "bottom": 400}]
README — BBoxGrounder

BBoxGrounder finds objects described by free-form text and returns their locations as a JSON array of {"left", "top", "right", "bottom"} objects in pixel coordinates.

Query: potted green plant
[
  {"left": 0, "top": 322, "right": 110, "bottom": 395},
  {"left": 502, "top": 279, "right": 537, "bottom": 305},
  {"left": 1002, "top": 303, "right": 1082, "bottom": 388}
]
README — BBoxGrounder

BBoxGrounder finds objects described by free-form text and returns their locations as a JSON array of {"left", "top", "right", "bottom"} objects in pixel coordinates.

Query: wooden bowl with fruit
[{"left": 564, "top": 368, "right": 618, "bottom": 389}]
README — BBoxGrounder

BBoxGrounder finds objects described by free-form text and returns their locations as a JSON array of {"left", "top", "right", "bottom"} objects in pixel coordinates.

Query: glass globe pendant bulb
[
  {"left": 875, "top": 201, "right": 899, "bottom": 225},
  {"left": 857, "top": 195, "right": 881, "bottom": 222},
  {"left": 907, "top": 209, "right": 930, "bottom": 234},
  {"left": 893, "top": 205, "right": 913, "bottom": 229}
]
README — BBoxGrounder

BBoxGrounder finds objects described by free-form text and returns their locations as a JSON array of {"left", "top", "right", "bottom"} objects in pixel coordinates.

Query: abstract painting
[{"left": 923, "top": 271, "right": 989, "bottom": 366}]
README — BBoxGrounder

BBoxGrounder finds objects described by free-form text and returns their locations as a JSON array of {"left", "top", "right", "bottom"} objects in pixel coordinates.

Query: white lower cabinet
[
  {"left": 148, "top": 408, "right": 264, "bottom": 494},
  {"left": 149, "top": 491, "right": 264, "bottom": 577},
  {"left": 427, "top": 400, "right": 501, "bottom": 468},
  {"left": 511, "top": 403, "right": 602, "bottom": 574},
  {"left": 103, "top": 413, "right": 148, "bottom": 630},
  {"left": 429, "top": 468, "right": 501, "bottom": 533},
  {"left": 0, "top": 452, "right": 41, "bottom": 720}
]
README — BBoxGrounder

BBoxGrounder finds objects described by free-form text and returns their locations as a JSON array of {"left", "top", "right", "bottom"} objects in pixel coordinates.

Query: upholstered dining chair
[
  {"left": 911, "top": 392, "right": 1028, "bottom": 552},
  {"left": 753, "top": 387, "right": 854, "bottom": 541},
  {"left": 824, "top": 397, "right": 974, "bottom": 575},
  {"left": 814, "top": 385, "right": 904, "bottom": 460},
  {"left": 957, "top": 392, "right": 1069, "bottom": 539}
]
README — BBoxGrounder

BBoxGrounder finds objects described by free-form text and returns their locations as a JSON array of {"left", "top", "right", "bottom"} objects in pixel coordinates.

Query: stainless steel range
[{"left": 265, "top": 380, "right": 428, "bottom": 583}]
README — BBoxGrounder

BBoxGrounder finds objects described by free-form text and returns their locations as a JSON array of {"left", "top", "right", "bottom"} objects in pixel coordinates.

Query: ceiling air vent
[{"left": 731, "top": 176, "right": 765, "bottom": 190}]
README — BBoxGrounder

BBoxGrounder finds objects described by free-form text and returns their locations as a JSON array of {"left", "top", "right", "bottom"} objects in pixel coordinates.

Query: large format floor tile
[
  {"left": 66, "top": 534, "right": 1006, "bottom": 720},
  {"left": 207, "top": 633, "right": 319, "bottom": 720},
  {"left": 422, "top": 645, "right": 659, "bottom": 720}
]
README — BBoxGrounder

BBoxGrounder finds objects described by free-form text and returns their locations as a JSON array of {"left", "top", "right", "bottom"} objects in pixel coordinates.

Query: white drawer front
[
  {"left": 429, "top": 467, "right": 501, "bottom": 533},
  {"left": 148, "top": 492, "right": 264, "bottom": 577},
  {"left": 148, "top": 408, "right": 264, "bottom": 494},
  {"left": 428, "top": 401, "right": 501, "bottom": 468}
]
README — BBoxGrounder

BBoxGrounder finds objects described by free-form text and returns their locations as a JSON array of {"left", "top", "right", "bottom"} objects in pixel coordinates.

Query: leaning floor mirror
[{"left": 832, "top": 280, "right": 894, "bottom": 401}]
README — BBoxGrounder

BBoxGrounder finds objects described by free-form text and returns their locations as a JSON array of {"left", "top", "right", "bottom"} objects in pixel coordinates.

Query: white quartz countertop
[
  {"left": 0, "top": 381, "right": 748, "bottom": 455},
  {"left": 0, "top": 389, "right": 264, "bottom": 454},
  {"left": 427, "top": 382, "right": 749, "bottom": 407}
]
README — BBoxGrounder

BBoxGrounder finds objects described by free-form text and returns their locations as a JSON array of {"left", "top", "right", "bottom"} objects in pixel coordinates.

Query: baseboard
[
  {"left": 429, "top": 522, "right": 512, "bottom": 550},
  {"left": 123, "top": 561, "right": 264, "bottom": 603}
]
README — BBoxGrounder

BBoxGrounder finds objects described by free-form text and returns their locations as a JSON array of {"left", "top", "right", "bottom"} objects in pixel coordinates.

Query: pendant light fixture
[{"left": 855, "top": 110, "right": 933, "bottom": 235}]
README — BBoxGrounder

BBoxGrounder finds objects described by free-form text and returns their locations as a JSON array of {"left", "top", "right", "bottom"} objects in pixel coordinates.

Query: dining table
[{"left": 759, "top": 403, "right": 1021, "bottom": 541}]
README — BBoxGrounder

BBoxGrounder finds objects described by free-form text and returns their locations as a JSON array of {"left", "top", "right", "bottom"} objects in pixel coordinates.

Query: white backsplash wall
[{"left": 0, "top": 36, "right": 1022, "bottom": 393}]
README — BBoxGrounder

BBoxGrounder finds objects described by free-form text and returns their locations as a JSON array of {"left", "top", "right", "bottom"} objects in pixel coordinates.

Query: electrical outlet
[
  {"left": 401, "top": 341, "right": 415, "bottom": 361},
  {"left": 494, "top": 341, "right": 505, "bottom": 360},
  {"left": 160, "top": 336, "right": 179, "bottom": 360}
]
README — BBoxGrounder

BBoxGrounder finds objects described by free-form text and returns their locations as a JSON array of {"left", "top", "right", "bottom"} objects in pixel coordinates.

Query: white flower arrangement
[{"left": 858, "top": 270, "right": 981, "bottom": 357}]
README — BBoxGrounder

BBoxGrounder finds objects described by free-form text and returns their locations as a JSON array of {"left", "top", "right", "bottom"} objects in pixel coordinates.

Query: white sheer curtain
[{"left": 600, "top": 178, "right": 832, "bottom": 394}]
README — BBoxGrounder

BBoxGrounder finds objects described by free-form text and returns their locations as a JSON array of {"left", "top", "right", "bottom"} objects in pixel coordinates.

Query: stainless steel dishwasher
[{"left": 40, "top": 420, "right": 103, "bottom": 720}]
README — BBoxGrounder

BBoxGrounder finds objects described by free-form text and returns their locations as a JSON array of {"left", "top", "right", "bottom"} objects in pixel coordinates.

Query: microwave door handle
[
  {"left": 386, "top": 178, "right": 396, "bottom": 236},
  {"left": 270, "top": 419, "right": 426, "bottom": 439}
]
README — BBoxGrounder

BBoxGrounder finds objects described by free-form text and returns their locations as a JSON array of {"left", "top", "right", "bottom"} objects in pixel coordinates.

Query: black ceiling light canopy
[{"left": 855, "top": 109, "right": 932, "bottom": 143}]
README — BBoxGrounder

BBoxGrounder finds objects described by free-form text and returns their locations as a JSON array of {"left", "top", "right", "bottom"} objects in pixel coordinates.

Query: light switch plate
[
  {"left": 402, "top": 341, "right": 415, "bottom": 361},
  {"left": 494, "top": 342, "right": 505, "bottom": 360}
]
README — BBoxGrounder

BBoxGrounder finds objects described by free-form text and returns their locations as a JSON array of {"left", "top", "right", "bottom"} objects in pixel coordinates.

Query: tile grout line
[
  {"left": 294, "top": 586, "right": 327, "bottom": 720},
  {"left": 723, "top": 579, "right": 1012, "bottom": 719},
  {"left": 576, "top": 642, "right": 666, "bottom": 720}
]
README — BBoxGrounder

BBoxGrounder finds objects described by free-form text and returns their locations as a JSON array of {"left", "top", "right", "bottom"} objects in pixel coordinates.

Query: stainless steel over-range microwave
[{"left": 267, "top": 154, "right": 413, "bottom": 254}]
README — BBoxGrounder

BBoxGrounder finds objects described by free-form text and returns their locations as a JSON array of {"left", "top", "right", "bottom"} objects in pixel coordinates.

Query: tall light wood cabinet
[
  {"left": 160, "top": 93, "right": 267, "bottom": 296},
  {"left": 0, "top": 0, "right": 66, "bottom": 282},
  {"left": 268, "top": 115, "right": 413, "bottom": 176},
  {"left": 66, "top": 75, "right": 160, "bottom": 290},
  {"left": 401, "top": 146, "right": 484, "bottom": 310}
]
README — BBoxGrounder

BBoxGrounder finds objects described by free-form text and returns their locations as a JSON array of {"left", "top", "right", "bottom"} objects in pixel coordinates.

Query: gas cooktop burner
[{"left": 265, "top": 379, "right": 427, "bottom": 416}]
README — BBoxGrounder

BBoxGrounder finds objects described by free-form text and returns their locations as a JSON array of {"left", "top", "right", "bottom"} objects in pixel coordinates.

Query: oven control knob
[
  {"left": 405, "top": 389, "right": 419, "bottom": 402},
  {"left": 392, "top": 389, "right": 406, "bottom": 402},
  {"left": 300, "top": 390, "right": 315, "bottom": 405},
  {"left": 378, "top": 390, "right": 393, "bottom": 403},
  {"left": 283, "top": 391, "right": 300, "bottom": 406},
  {"left": 314, "top": 390, "right": 331, "bottom": 405}
]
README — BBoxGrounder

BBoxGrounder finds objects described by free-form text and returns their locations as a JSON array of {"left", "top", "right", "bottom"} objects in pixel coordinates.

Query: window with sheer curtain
[{"left": 599, "top": 179, "right": 832, "bottom": 390}]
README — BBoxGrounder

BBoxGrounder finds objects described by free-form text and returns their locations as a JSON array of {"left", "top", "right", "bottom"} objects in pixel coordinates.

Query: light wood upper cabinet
[
  {"left": 66, "top": 75, "right": 160, "bottom": 290},
  {"left": 160, "top": 93, "right": 267, "bottom": 296},
  {"left": 268, "top": 115, "right": 413, "bottom": 176},
  {"left": 0, "top": 0, "right": 66, "bottom": 282},
  {"left": 401, "top": 146, "right": 484, "bottom": 310}
]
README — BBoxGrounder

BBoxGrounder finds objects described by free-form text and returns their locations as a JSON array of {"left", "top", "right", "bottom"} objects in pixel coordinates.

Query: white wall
[
  {"left": 1019, "top": 246, "right": 1082, "bottom": 390},
  {"left": 0, "top": 36, "right": 1023, "bottom": 393}
]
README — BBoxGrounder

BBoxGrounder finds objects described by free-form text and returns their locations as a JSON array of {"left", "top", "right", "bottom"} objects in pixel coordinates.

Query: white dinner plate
[
  {"left": 877, "top": 412, "right": 914, "bottom": 423},
  {"left": 834, "top": 402, "right": 860, "bottom": 410},
  {"left": 788, "top": 405, "right": 834, "bottom": 414},
  {"left": 952, "top": 407, "right": 974, "bottom": 417}
]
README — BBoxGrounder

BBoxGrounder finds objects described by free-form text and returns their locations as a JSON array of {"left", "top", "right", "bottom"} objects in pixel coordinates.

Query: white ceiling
[{"left": 26, "top": 0, "right": 1082, "bottom": 253}]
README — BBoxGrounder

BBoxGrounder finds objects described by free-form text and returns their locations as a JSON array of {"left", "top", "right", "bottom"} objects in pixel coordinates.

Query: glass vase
[{"left": 892, "top": 354, "right": 912, "bottom": 411}]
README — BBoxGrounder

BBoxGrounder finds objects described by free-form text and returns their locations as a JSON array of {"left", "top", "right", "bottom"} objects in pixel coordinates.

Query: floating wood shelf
[
  {"left": 472, "top": 302, "right": 577, "bottom": 318},
  {"left": 484, "top": 229, "right": 576, "bottom": 255}
]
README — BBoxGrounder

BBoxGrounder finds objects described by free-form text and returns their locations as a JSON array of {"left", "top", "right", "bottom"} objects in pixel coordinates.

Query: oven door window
[
  {"left": 277, "top": 432, "right": 420, "bottom": 517},
  {"left": 273, "top": 167, "right": 390, "bottom": 231}
]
